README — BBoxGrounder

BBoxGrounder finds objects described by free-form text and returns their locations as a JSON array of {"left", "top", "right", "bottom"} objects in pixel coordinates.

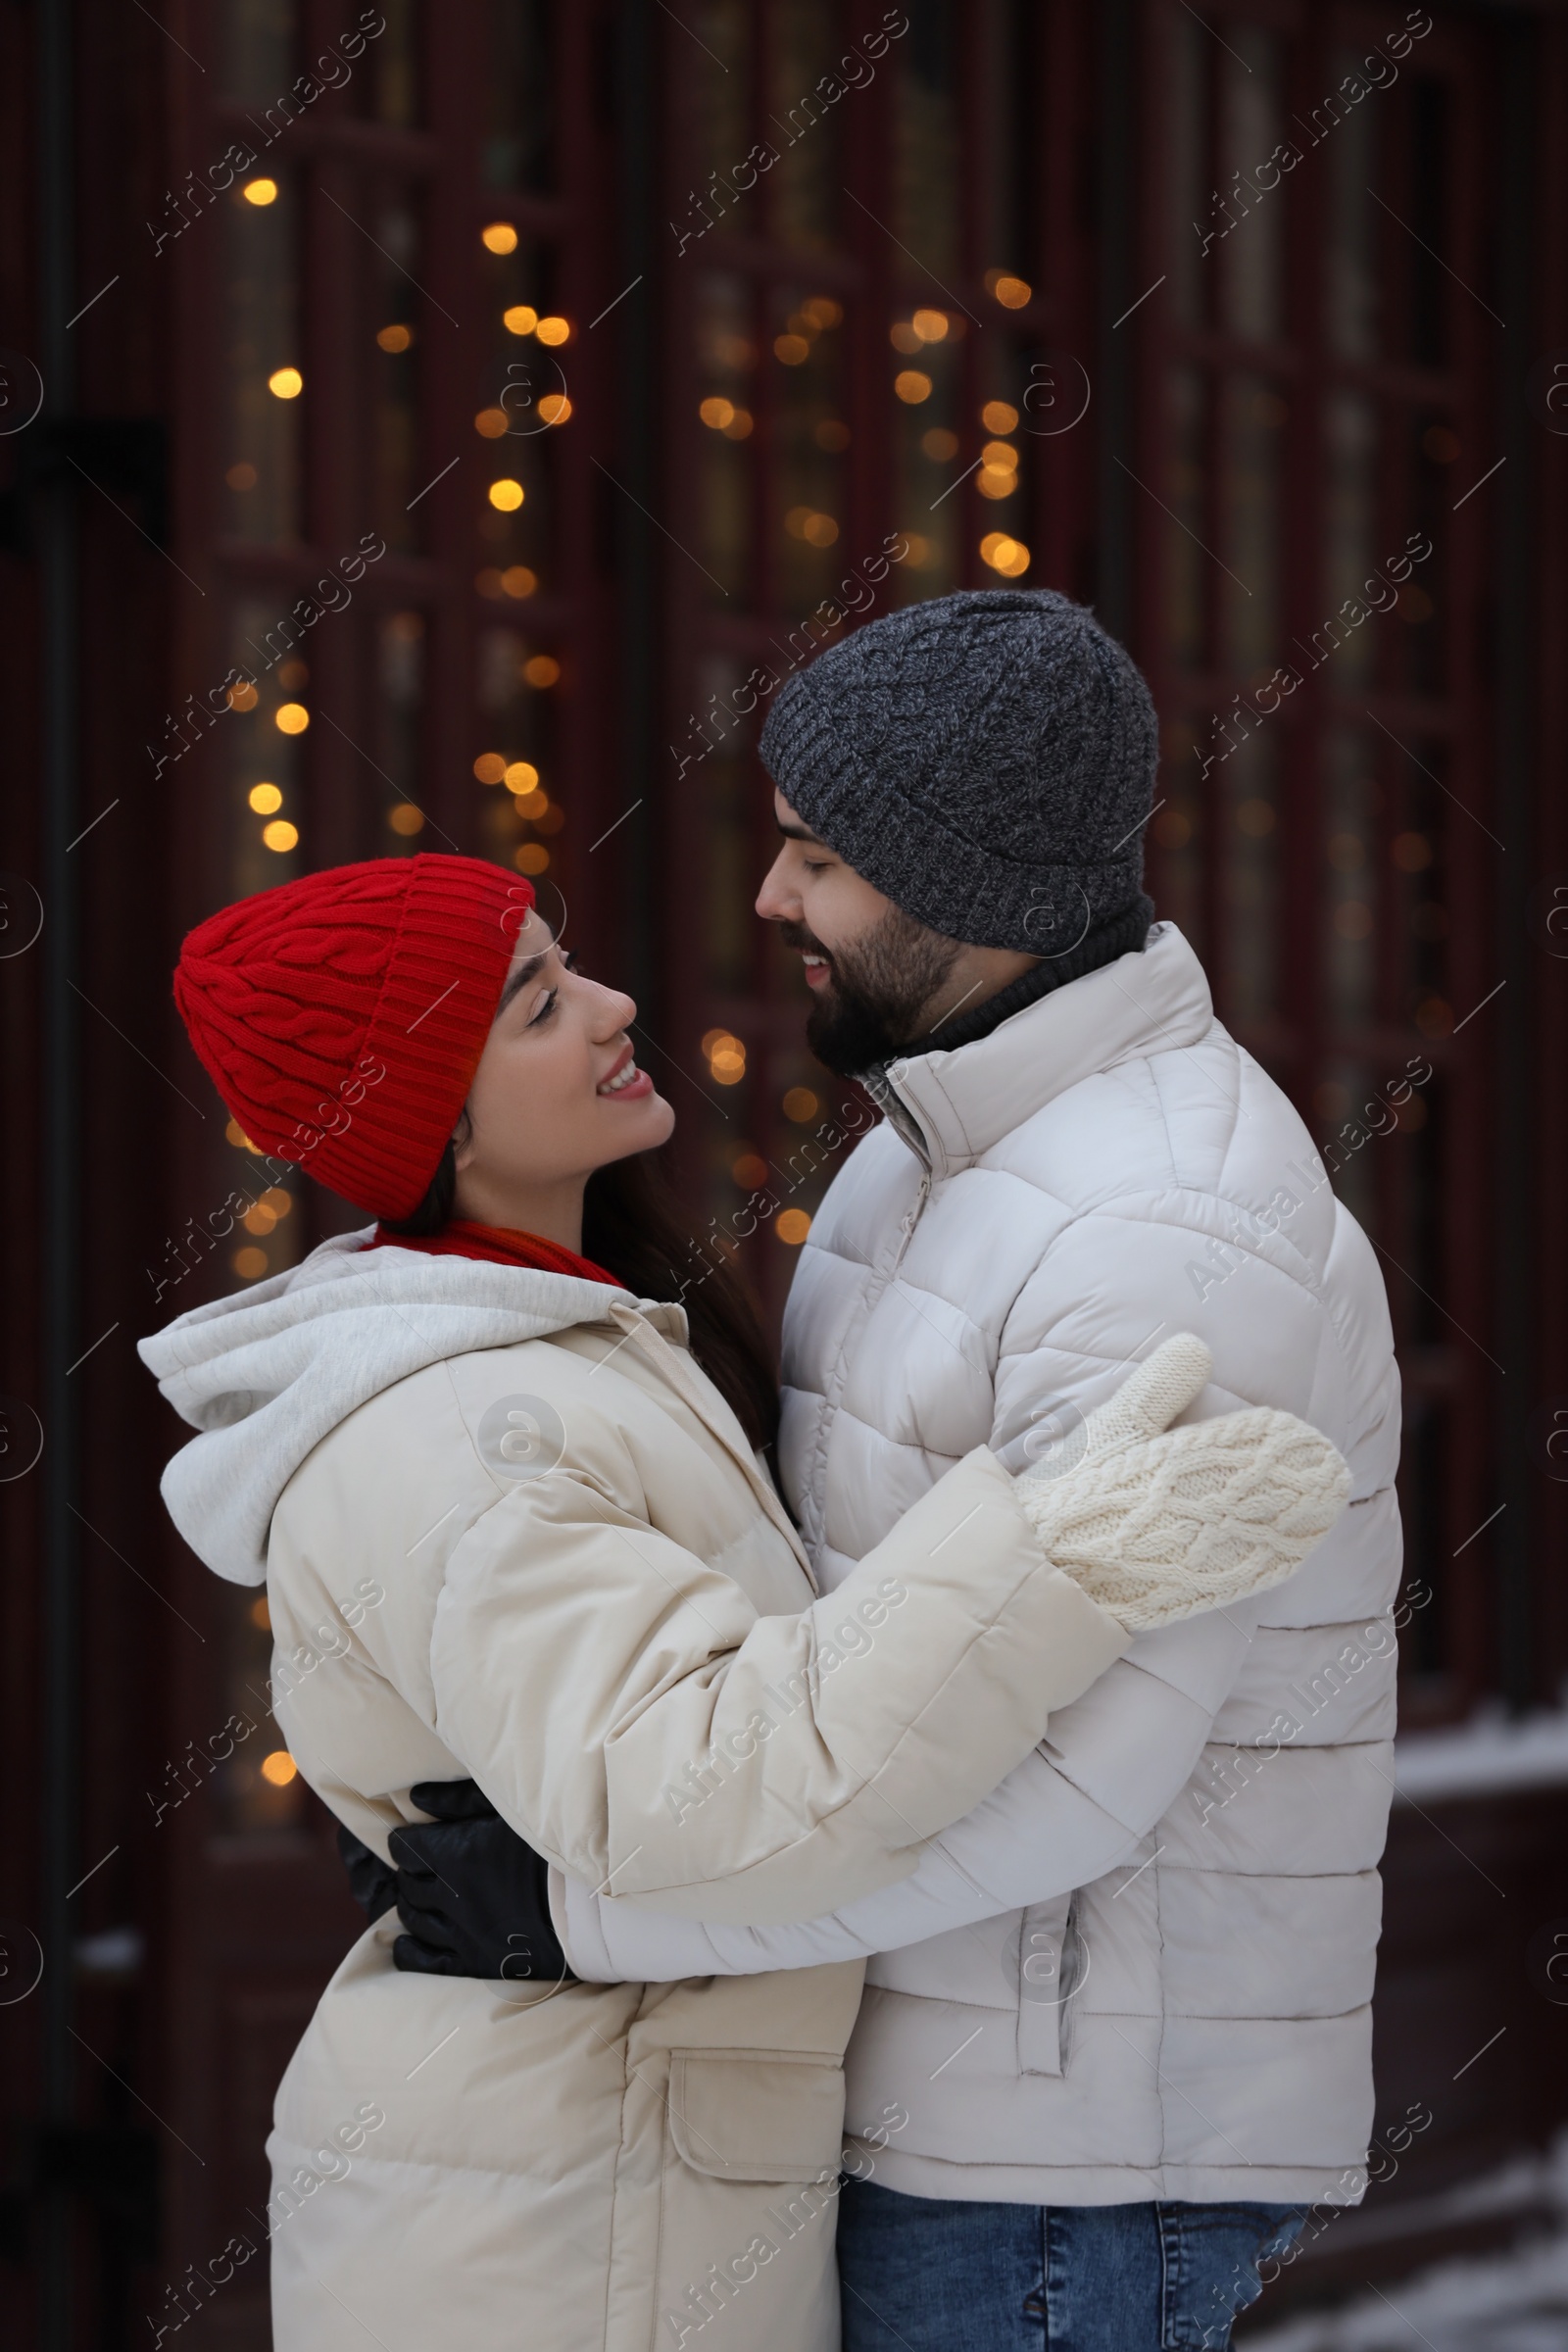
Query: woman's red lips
[{"left": 597, "top": 1044, "right": 654, "bottom": 1101}]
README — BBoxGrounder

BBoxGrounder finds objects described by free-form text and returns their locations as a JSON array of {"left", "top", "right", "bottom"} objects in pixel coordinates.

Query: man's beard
[{"left": 781, "top": 909, "right": 962, "bottom": 1077}]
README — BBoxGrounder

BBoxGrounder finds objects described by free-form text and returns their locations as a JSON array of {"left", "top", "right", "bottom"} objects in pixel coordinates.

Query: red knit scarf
[{"left": 368, "top": 1216, "right": 620, "bottom": 1287}]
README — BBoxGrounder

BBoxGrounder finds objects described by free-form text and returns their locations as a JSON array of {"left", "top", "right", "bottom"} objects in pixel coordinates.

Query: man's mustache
[{"left": 778, "top": 918, "right": 834, "bottom": 965}]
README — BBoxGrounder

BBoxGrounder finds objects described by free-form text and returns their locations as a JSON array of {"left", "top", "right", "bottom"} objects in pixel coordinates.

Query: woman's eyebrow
[{"left": 497, "top": 951, "right": 549, "bottom": 1014}]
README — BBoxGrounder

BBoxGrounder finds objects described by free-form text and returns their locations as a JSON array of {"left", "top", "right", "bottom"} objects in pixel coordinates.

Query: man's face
[{"left": 755, "top": 792, "right": 961, "bottom": 1074}]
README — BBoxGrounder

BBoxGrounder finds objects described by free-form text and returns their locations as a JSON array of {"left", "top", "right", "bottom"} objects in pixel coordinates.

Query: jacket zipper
[{"left": 890, "top": 1170, "right": 933, "bottom": 1278}]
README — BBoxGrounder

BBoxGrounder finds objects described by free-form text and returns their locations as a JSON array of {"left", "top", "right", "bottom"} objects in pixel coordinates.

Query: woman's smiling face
[{"left": 451, "top": 910, "right": 673, "bottom": 1231}]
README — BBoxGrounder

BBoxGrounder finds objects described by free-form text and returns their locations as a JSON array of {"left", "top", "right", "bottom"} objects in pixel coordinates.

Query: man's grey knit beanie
[{"left": 759, "top": 587, "right": 1158, "bottom": 960}]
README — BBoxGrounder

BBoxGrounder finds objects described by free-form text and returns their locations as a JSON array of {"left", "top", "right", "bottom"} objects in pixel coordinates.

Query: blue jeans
[{"left": 837, "top": 2177, "right": 1305, "bottom": 2351}]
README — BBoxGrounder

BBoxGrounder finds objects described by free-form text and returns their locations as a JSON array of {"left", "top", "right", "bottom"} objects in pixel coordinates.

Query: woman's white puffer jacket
[{"left": 138, "top": 1240, "right": 1130, "bottom": 2352}]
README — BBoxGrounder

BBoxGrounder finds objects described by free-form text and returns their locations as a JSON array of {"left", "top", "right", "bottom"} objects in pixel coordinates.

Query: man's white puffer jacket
[
  {"left": 569, "top": 923, "right": 1400, "bottom": 2207},
  {"left": 776, "top": 920, "right": 1403, "bottom": 2206}
]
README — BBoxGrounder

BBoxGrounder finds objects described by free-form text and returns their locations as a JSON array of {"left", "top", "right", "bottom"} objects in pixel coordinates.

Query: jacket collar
[{"left": 866, "top": 923, "right": 1213, "bottom": 1182}]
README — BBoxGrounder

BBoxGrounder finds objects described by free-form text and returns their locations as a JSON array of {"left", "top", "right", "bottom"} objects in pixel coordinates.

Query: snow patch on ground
[
  {"left": 1396, "top": 1699, "right": 1568, "bottom": 1803},
  {"left": 1247, "top": 2132, "right": 1568, "bottom": 2349}
]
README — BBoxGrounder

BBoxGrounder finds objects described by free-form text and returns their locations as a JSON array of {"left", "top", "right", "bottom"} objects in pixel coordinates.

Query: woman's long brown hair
[{"left": 383, "top": 1141, "right": 779, "bottom": 1459}]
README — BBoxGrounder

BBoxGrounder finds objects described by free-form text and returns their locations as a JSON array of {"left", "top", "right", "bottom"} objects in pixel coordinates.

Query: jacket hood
[{"left": 137, "top": 1228, "right": 642, "bottom": 1588}]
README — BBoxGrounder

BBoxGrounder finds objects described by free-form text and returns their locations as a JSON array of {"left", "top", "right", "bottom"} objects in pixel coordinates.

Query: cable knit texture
[
  {"left": 1015, "top": 1339, "right": 1351, "bottom": 1634},
  {"left": 757, "top": 587, "right": 1158, "bottom": 953},
  {"left": 172, "top": 857, "right": 530, "bottom": 1220}
]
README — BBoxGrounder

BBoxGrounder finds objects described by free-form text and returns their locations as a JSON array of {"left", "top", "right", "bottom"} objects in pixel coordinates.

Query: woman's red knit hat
[{"left": 173, "top": 856, "right": 533, "bottom": 1220}]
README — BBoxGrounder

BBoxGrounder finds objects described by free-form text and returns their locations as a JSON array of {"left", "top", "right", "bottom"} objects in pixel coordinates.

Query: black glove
[
  {"left": 337, "top": 1823, "right": 399, "bottom": 1923},
  {"left": 382, "top": 1780, "right": 575, "bottom": 1985}
]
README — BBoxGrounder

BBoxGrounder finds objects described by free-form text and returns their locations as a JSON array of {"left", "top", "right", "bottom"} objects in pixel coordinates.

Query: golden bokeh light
[
  {"left": 776, "top": 1209, "right": 811, "bottom": 1246},
  {"left": 388, "top": 804, "right": 425, "bottom": 835},
  {"left": 481, "top": 221, "right": 518, "bottom": 254},
  {"left": 537, "top": 393, "right": 571, "bottom": 424},
  {"left": 473, "top": 753, "right": 507, "bottom": 784},
  {"left": 912, "top": 308, "right": 949, "bottom": 342},
  {"left": 782, "top": 1088, "right": 818, "bottom": 1123},
  {"left": 703, "top": 1029, "right": 747, "bottom": 1084},
  {"left": 242, "top": 178, "right": 278, "bottom": 206},
  {"left": 773, "top": 333, "right": 809, "bottom": 366},
  {"left": 262, "top": 818, "right": 300, "bottom": 853},
  {"left": 233, "top": 1246, "right": 269, "bottom": 1280},
  {"left": 514, "top": 843, "right": 550, "bottom": 874},
  {"left": 488, "top": 478, "right": 524, "bottom": 511},
  {"left": 504, "top": 760, "right": 540, "bottom": 792},
  {"left": 504, "top": 305, "right": 538, "bottom": 335},
  {"left": 894, "top": 370, "right": 932, "bottom": 404},
  {"left": 248, "top": 782, "right": 283, "bottom": 813},
  {"left": 226, "top": 679, "right": 259, "bottom": 712},
  {"left": 225, "top": 1118, "right": 261, "bottom": 1152},
  {"left": 701, "top": 396, "right": 736, "bottom": 429},
  {"left": 980, "top": 531, "right": 1030, "bottom": 577},
  {"left": 474, "top": 406, "right": 511, "bottom": 437},
  {"left": 376, "top": 323, "right": 413, "bottom": 353},
  {"left": 981, "top": 400, "right": 1019, "bottom": 433},
  {"left": 523, "top": 655, "right": 561, "bottom": 687},
  {"left": 503, "top": 564, "right": 536, "bottom": 597},
  {"left": 990, "top": 273, "right": 1032, "bottom": 308},
  {"left": 921, "top": 427, "right": 958, "bottom": 462},
  {"left": 274, "top": 702, "right": 310, "bottom": 734},
  {"left": 261, "top": 1750, "right": 299, "bottom": 1788},
  {"left": 268, "top": 367, "right": 303, "bottom": 400},
  {"left": 535, "top": 316, "right": 570, "bottom": 346}
]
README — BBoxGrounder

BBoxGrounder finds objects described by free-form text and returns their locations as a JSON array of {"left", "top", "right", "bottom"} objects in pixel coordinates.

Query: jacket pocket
[
  {"left": 1015, "top": 1893, "right": 1083, "bottom": 2078},
  {"left": 667, "top": 2049, "right": 847, "bottom": 2182}
]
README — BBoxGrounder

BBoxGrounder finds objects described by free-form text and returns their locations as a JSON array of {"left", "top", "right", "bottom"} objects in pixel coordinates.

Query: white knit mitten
[{"left": 1013, "top": 1335, "right": 1350, "bottom": 1633}]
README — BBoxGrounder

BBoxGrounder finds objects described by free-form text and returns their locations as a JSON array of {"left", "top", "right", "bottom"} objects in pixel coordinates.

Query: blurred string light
[
  {"left": 376, "top": 323, "right": 413, "bottom": 352},
  {"left": 702, "top": 1029, "right": 746, "bottom": 1084},
  {"left": 699, "top": 396, "right": 754, "bottom": 438},
  {"left": 894, "top": 370, "right": 932, "bottom": 404},
  {"left": 776, "top": 1210, "right": 811, "bottom": 1246},
  {"left": 268, "top": 367, "right": 303, "bottom": 400},
  {"left": 248, "top": 782, "right": 282, "bottom": 813},
  {"left": 482, "top": 221, "right": 518, "bottom": 253},
  {"left": 275, "top": 702, "right": 310, "bottom": 734},
  {"left": 263, "top": 818, "right": 299, "bottom": 853},
  {"left": 504, "top": 305, "right": 538, "bottom": 335},
  {"left": 242, "top": 178, "right": 278, "bottom": 206},
  {"left": 984, "top": 269, "right": 1032, "bottom": 307},
  {"left": 476, "top": 565, "right": 537, "bottom": 599},
  {"left": 977, "top": 440, "right": 1019, "bottom": 500},
  {"left": 982, "top": 399, "right": 1019, "bottom": 432},
  {"left": 488, "top": 478, "right": 524, "bottom": 511},
  {"left": 785, "top": 507, "right": 839, "bottom": 547},
  {"left": 980, "top": 532, "right": 1030, "bottom": 577},
  {"left": 388, "top": 805, "right": 424, "bottom": 836}
]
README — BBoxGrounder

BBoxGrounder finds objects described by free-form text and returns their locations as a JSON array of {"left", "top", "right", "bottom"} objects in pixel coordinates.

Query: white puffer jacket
[
  {"left": 138, "top": 1241, "right": 1131, "bottom": 2352},
  {"left": 565, "top": 923, "right": 1400, "bottom": 2210}
]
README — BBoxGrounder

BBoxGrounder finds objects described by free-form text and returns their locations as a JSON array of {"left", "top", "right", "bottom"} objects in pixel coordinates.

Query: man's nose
[{"left": 756, "top": 848, "right": 797, "bottom": 921}]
